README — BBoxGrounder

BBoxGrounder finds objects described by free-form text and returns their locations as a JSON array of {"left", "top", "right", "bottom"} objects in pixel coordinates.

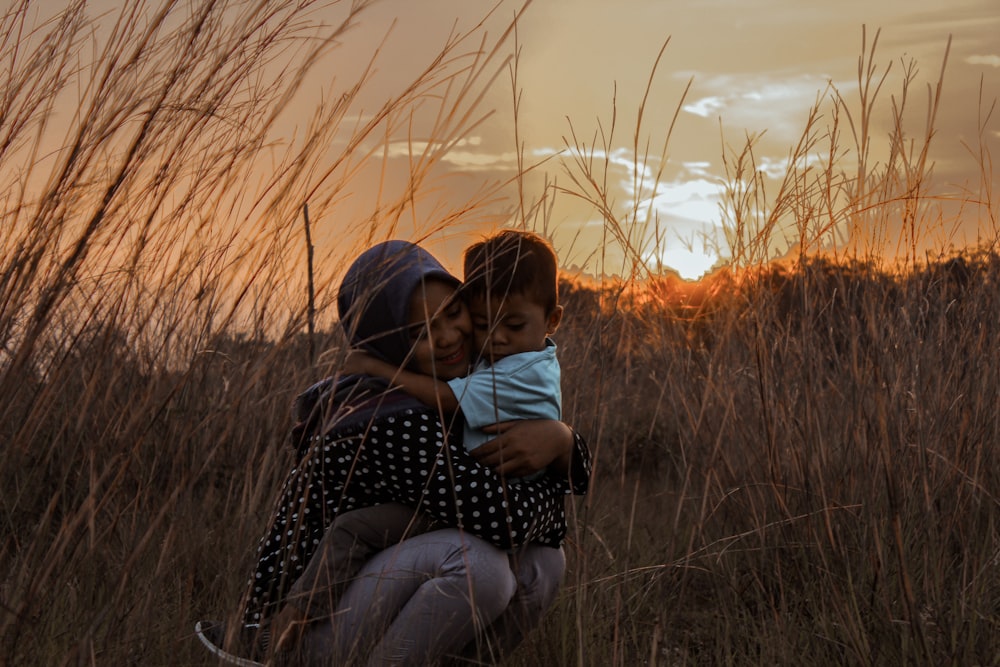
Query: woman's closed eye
[
  {"left": 444, "top": 299, "right": 465, "bottom": 321},
  {"left": 408, "top": 323, "right": 428, "bottom": 342}
]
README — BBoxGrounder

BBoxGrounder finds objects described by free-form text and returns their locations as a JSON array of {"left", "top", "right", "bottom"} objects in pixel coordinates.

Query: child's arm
[{"left": 343, "top": 350, "right": 459, "bottom": 412}]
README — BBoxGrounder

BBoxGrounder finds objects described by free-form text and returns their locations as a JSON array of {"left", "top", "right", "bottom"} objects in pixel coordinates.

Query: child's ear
[{"left": 546, "top": 305, "right": 564, "bottom": 335}]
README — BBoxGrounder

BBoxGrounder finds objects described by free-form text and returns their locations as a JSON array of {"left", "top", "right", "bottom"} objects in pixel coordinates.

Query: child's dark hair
[{"left": 462, "top": 230, "right": 559, "bottom": 313}]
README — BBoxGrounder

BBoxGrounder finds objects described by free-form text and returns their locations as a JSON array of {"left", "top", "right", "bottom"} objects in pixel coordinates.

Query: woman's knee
[
  {"left": 513, "top": 544, "right": 565, "bottom": 612},
  {"left": 437, "top": 532, "right": 517, "bottom": 616}
]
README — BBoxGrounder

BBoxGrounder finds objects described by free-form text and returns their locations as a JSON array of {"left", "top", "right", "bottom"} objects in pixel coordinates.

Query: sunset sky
[
  {"left": 291, "top": 0, "right": 998, "bottom": 279},
  {"left": 56, "top": 0, "right": 1000, "bottom": 282}
]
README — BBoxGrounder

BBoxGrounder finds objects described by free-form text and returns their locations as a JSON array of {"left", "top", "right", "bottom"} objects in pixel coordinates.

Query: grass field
[{"left": 2, "top": 1, "right": 998, "bottom": 665}]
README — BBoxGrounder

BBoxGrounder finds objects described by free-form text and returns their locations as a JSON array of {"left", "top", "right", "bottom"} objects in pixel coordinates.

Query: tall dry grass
[
  {"left": 0, "top": 0, "right": 527, "bottom": 663},
  {"left": 1, "top": 2, "right": 998, "bottom": 666},
  {"left": 540, "top": 252, "right": 1000, "bottom": 665},
  {"left": 526, "top": 25, "right": 1000, "bottom": 667}
]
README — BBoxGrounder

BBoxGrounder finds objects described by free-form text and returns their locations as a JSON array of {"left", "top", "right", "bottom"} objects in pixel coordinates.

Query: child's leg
[{"left": 274, "top": 503, "right": 434, "bottom": 651}]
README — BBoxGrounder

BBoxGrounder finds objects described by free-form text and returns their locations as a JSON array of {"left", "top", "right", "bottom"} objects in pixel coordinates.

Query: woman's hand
[{"left": 471, "top": 419, "right": 574, "bottom": 477}]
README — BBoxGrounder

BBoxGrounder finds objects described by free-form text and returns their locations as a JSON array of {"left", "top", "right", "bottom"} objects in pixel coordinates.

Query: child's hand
[
  {"left": 342, "top": 349, "right": 374, "bottom": 376},
  {"left": 472, "top": 419, "right": 573, "bottom": 477}
]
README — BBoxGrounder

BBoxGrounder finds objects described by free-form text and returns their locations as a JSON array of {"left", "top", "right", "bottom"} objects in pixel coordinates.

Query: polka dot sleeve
[{"left": 563, "top": 428, "right": 592, "bottom": 496}]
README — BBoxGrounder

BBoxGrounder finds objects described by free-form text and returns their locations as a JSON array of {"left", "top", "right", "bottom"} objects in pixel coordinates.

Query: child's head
[{"left": 462, "top": 230, "right": 563, "bottom": 361}]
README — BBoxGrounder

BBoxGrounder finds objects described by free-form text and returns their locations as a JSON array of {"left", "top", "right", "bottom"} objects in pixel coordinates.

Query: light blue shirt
[{"left": 447, "top": 338, "right": 561, "bottom": 475}]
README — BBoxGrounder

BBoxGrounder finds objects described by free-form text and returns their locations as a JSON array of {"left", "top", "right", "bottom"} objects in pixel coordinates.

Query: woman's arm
[{"left": 343, "top": 350, "right": 459, "bottom": 412}]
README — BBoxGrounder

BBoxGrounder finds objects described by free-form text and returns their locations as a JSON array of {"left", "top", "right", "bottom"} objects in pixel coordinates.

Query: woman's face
[{"left": 406, "top": 279, "right": 472, "bottom": 380}]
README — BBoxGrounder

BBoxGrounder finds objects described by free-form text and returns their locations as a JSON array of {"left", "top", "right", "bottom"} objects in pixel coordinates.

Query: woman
[{"left": 199, "top": 240, "right": 590, "bottom": 665}]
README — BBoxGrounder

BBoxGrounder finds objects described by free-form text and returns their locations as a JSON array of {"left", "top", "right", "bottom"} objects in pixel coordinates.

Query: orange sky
[
  {"left": 283, "top": 0, "right": 998, "bottom": 279},
  {"left": 37, "top": 0, "right": 1000, "bottom": 282}
]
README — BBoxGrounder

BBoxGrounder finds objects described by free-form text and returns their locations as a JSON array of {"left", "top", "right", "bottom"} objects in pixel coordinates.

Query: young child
[{"left": 271, "top": 230, "right": 565, "bottom": 653}]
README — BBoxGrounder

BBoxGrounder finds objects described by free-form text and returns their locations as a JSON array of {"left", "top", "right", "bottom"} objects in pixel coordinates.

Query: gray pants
[
  {"left": 291, "top": 504, "right": 565, "bottom": 665},
  {"left": 286, "top": 503, "right": 439, "bottom": 619}
]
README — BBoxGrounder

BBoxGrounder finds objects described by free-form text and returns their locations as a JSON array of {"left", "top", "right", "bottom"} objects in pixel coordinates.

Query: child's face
[{"left": 468, "top": 291, "right": 562, "bottom": 362}]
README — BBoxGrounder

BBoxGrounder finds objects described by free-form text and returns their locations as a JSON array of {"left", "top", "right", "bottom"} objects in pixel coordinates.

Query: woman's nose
[{"left": 435, "top": 321, "right": 463, "bottom": 348}]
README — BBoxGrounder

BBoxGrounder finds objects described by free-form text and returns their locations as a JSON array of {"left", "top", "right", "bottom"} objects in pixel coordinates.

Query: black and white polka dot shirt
[{"left": 242, "top": 405, "right": 591, "bottom": 624}]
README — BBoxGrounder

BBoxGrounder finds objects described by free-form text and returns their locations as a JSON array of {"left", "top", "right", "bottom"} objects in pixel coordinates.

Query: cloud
[
  {"left": 536, "top": 138, "right": 729, "bottom": 274},
  {"left": 683, "top": 161, "right": 713, "bottom": 177},
  {"left": 966, "top": 54, "right": 1000, "bottom": 68},
  {"left": 440, "top": 150, "right": 519, "bottom": 170},
  {"left": 681, "top": 73, "right": 831, "bottom": 143},
  {"left": 586, "top": 149, "right": 728, "bottom": 230},
  {"left": 384, "top": 137, "right": 518, "bottom": 171},
  {"left": 542, "top": 144, "right": 727, "bottom": 230},
  {"left": 645, "top": 189, "right": 723, "bottom": 228},
  {"left": 754, "top": 153, "right": 826, "bottom": 180},
  {"left": 684, "top": 95, "right": 727, "bottom": 118}
]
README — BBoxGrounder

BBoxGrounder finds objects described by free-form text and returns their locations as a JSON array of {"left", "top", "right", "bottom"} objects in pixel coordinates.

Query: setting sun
[{"left": 649, "top": 246, "right": 719, "bottom": 281}]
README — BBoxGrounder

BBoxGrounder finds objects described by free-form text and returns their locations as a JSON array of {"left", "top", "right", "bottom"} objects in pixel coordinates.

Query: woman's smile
[{"left": 438, "top": 345, "right": 466, "bottom": 367}]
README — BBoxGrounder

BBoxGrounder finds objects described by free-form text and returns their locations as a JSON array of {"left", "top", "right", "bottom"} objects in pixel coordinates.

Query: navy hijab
[
  {"left": 291, "top": 241, "right": 461, "bottom": 452},
  {"left": 337, "top": 240, "right": 460, "bottom": 368}
]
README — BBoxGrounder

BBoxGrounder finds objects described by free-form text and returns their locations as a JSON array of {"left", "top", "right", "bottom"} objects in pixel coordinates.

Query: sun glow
[
  {"left": 653, "top": 246, "right": 719, "bottom": 281},
  {"left": 661, "top": 248, "right": 719, "bottom": 280}
]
